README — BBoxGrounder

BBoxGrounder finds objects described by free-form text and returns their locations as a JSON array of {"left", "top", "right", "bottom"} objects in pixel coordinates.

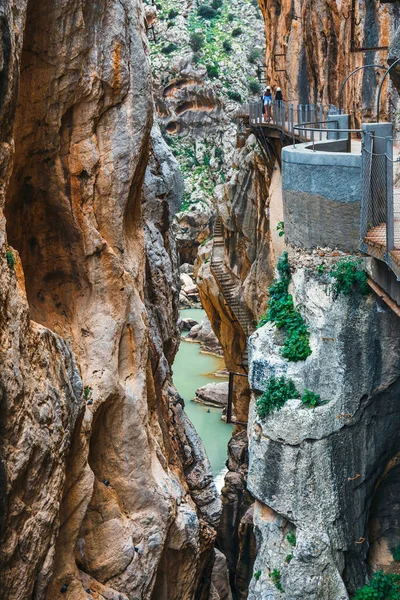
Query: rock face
[
  {"left": 258, "top": 0, "right": 400, "bottom": 123},
  {"left": 186, "top": 316, "right": 223, "bottom": 355},
  {"left": 148, "top": 0, "right": 266, "bottom": 262},
  {"left": 0, "top": 1, "right": 220, "bottom": 599},
  {"left": 247, "top": 255, "right": 400, "bottom": 598},
  {"left": 195, "top": 382, "right": 229, "bottom": 408}
]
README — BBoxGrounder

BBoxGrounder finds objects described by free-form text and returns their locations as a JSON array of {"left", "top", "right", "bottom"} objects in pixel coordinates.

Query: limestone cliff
[
  {"left": 0, "top": 1, "right": 220, "bottom": 599},
  {"left": 259, "top": 0, "right": 400, "bottom": 124},
  {"left": 247, "top": 253, "right": 400, "bottom": 598},
  {"left": 147, "top": 0, "right": 265, "bottom": 263}
]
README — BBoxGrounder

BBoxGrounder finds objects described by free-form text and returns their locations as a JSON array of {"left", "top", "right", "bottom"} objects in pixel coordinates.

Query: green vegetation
[
  {"left": 206, "top": 63, "right": 219, "bottom": 79},
  {"left": 285, "top": 553, "right": 293, "bottom": 563},
  {"left": 330, "top": 257, "right": 369, "bottom": 299},
  {"left": 287, "top": 531, "right": 296, "bottom": 547},
  {"left": 168, "top": 8, "right": 179, "bottom": 18},
  {"left": 248, "top": 78, "right": 261, "bottom": 95},
  {"left": 161, "top": 42, "right": 178, "bottom": 54},
  {"left": 227, "top": 12, "right": 235, "bottom": 21},
  {"left": 190, "top": 32, "right": 204, "bottom": 52},
  {"left": 228, "top": 90, "right": 242, "bottom": 102},
  {"left": 198, "top": 5, "right": 218, "bottom": 19},
  {"left": 248, "top": 47, "right": 262, "bottom": 64},
  {"left": 253, "top": 570, "right": 262, "bottom": 581},
  {"left": 6, "top": 249, "right": 15, "bottom": 270},
  {"left": 232, "top": 27, "right": 243, "bottom": 37},
  {"left": 276, "top": 221, "right": 285, "bottom": 237},
  {"left": 392, "top": 544, "right": 400, "bottom": 561},
  {"left": 211, "top": 0, "right": 223, "bottom": 8},
  {"left": 269, "top": 569, "right": 284, "bottom": 593},
  {"left": 223, "top": 39, "right": 233, "bottom": 52},
  {"left": 353, "top": 571, "right": 400, "bottom": 600},
  {"left": 301, "top": 389, "right": 321, "bottom": 408},
  {"left": 83, "top": 386, "right": 91, "bottom": 399},
  {"left": 316, "top": 263, "right": 325, "bottom": 274},
  {"left": 256, "top": 376, "right": 299, "bottom": 418},
  {"left": 257, "top": 252, "right": 312, "bottom": 362}
]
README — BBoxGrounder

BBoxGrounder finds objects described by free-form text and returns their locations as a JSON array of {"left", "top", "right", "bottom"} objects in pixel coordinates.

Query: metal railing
[
  {"left": 293, "top": 120, "right": 362, "bottom": 152},
  {"left": 360, "top": 132, "right": 399, "bottom": 274},
  {"left": 243, "top": 101, "right": 340, "bottom": 138}
]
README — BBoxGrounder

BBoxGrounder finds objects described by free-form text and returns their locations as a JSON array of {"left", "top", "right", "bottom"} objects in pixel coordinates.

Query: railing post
[
  {"left": 360, "top": 130, "right": 373, "bottom": 249},
  {"left": 386, "top": 135, "right": 394, "bottom": 254},
  {"left": 227, "top": 372, "right": 234, "bottom": 424}
]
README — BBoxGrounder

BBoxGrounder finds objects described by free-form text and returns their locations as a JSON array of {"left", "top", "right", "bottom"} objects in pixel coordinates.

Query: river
[{"left": 173, "top": 308, "right": 233, "bottom": 491}]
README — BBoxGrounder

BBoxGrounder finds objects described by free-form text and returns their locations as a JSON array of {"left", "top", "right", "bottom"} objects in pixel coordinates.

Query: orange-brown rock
[
  {"left": 258, "top": 0, "right": 398, "bottom": 123},
  {"left": 0, "top": 1, "right": 220, "bottom": 599}
]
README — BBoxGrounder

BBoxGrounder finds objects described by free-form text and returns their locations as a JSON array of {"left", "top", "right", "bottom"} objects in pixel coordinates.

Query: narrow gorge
[{"left": 2, "top": 1, "right": 400, "bottom": 600}]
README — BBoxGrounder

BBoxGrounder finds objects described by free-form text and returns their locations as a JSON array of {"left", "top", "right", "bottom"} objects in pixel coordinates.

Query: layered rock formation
[
  {"left": 147, "top": 0, "right": 265, "bottom": 262},
  {"left": 258, "top": 0, "right": 400, "bottom": 124},
  {"left": 0, "top": 1, "right": 221, "bottom": 598},
  {"left": 247, "top": 254, "right": 400, "bottom": 598}
]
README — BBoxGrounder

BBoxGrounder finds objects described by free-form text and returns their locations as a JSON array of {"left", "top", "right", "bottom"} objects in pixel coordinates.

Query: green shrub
[
  {"left": 301, "top": 389, "right": 321, "bottom": 408},
  {"left": 251, "top": 0, "right": 259, "bottom": 6},
  {"left": 190, "top": 32, "right": 204, "bottom": 52},
  {"left": 83, "top": 386, "right": 92, "bottom": 400},
  {"left": 198, "top": 5, "right": 218, "bottom": 19},
  {"left": 269, "top": 569, "right": 284, "bottom": 593},
  {"left": 232, "top": 27, "right": 243, "bottom": 37},
  {"left": 162, "top": 42, "right": 178, "bottom": 54},
  {"left": 287, "top": 531, "right": 296, "bottom": 546},
  {"left": 256, "top": 376, "right": 299, "bottom": 418},
  {"left": 257, "top": 252, "right": 312, "bottom": 362},
  {"left": 253, "top": 570, "right": 262, "bottom": 581},
  {"left": 168, "top": 8, "right": 179, "bottom": 18},
  {"left": 228, "top": 90, "right": 242, "bottom": 102},
  {"left": 285, "top": 553, "right": 293, "bottom": 563},
  {"left": 330, "top": 257, "right": 369, "bottom": 299},
  {"left": 276, "top": 221, "right": 285, "bottom": 237},
  {"left": 316, "top": 263, "right": 325, "bottom": 274},
  {"left": 392, "top": 544, "right": 400, "bottom": 561},
  {"left": 353, "top": 571, "right": 400, "bottom": 600},
  {"left": 248, "top": 78, "right": 261, "bottom": 95},
  {"left": 6, "top": 249, "right": 15, "bottom": 270},
  {"left": 206, "top": 63, "right": 219, "bottom": 79},
  {"left": 211, "top": 0, "right": 223, "bottom": 8},
  {"left": 215, "top": 147, "right": 224, "bottom": 162},
  {"left": 203, "top": 152, "right": 211, "bottom": 166},
  {"left": 227, "top": 13, "right": 235, "bottom": 21},
  {"left": 248, "top": 47, "right": 262, "bottom": 64},
  {"left": 223, "top": 39, "right": 233, "bottom": 52}
]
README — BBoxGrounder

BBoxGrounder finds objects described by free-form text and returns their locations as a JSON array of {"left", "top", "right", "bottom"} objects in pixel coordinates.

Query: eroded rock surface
[
  {"left": 248, "top": 255, "right": 400, "bottom": 598},
  {"left": 0, "top": 1, "right": 221, "bottom": 599}
]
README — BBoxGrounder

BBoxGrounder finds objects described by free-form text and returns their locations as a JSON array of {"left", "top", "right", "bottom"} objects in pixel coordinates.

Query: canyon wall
[
  {"left": 259, "top": 0, "right": 400, "bottom": 124},
  {"left": 147, "top": 0, "right": 265, "bottom": 263},
  {"left": 0, "top": 1, "right": 221, "bottom": 598}
]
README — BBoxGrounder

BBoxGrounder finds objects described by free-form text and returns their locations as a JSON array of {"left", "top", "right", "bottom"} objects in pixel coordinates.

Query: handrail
[
  {"left": 292, "top": 121, "right": 362, "bottom": 151},
  {"left": 338, "top": 64, "right": 386, "bottom": 112},
  {"left": 376, "top": 57, "right": 400, "bottom": 122}
]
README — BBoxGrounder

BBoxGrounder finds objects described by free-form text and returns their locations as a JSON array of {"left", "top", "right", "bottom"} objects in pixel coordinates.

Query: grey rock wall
[{"left": 247, "top": 258, "right": 400, "bottom": 598}]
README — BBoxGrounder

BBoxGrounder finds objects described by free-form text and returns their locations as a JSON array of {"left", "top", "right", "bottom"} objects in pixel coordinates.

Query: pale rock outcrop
[
  {"left": 186, "top": 316, "right": 223, "bottom": 355},
  {"left": 247, "top": 257, "right": 400, "bottom": 598},
  {"left": 195, "top": 382, "right": 229, "bottom": 408},
  {"left": 149, "top": 0, "right": 265, "bottom": 262}
]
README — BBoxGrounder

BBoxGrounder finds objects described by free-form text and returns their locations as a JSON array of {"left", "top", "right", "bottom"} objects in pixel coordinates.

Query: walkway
[{"left": 210, "top": 217, "right": 255, "bottom": 367}]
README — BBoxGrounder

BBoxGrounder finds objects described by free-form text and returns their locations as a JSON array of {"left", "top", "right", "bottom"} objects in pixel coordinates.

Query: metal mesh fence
[{"left": 361, "top": 132, "right": 396, "bottom": 266}]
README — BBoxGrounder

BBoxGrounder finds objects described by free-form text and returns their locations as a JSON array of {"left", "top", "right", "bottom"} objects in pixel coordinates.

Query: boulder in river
[
  {"left": 186, "top": 317, "right": 223, "bottom": 355},
  {"left": 194, "top": 382, "right": 229, "bottom": 408},
  {"left": 181, "top": 318, "right": 199, "bottom": 331}
]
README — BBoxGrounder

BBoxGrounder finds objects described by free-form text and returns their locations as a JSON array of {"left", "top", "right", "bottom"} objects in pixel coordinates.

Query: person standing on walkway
[
  {"left": 262, "top": 86, "right": 273, "bottom": 123},
  {"left": 275, "top": 87, "right": 283, "bottom": 103}
]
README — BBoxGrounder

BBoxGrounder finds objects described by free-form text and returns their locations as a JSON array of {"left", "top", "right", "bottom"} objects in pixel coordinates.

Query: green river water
[{"left": 173, "top": 309, "right": 233, "bottom": 489}]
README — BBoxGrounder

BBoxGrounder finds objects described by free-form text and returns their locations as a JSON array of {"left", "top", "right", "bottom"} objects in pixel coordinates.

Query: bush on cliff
[
  {"left": 190, "top": 32, "right": 204, "bottom": 52},
  {"left": 198, "top": 5, "right": 218, "bottom": 19},
  {"left": 257, "top": 252, "right": 312, "bottom": 362},
  {"left": 330, "top": 257, "right": 369, "bottom": 299},
  {"left": 256, "top": 376, "right": 299, "bottom": 418},
  {"left": 353, "top": 571, "right": 400, "bottom": 599}
]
